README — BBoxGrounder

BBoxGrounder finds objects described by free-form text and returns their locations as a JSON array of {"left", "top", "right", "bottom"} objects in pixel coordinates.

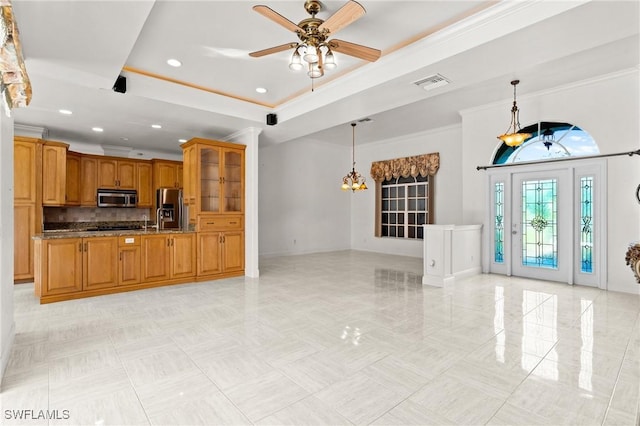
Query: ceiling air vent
[{"left": 413, "top": 74, "right": 450, "bottom": 91}]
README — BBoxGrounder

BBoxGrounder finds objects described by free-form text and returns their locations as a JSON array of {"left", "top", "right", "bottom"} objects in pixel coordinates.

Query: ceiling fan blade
[
  {"left": 318, "top": 1, "right": 366, "bottom": 36},
  {"left": 328, "top": 39, "right": 381, "bottom": 62},
  {"left": 253, "top": 5, "right": 302, "bottom": 33},
  {"left": 249, "top": 42, "right": 298, "bottom": 58}
]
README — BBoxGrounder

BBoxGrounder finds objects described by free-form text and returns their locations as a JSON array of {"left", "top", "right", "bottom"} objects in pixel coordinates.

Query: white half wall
[{"left": 259, "top": 138, "right": 350, "bottom": 257}]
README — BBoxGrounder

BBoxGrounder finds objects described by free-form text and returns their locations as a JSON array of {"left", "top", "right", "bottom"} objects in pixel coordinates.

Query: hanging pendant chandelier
[
  {"left": 497, "top": 79, "right": 532, "bottom": 147},
  {"left": 341, "top": 122, "right": 367, "bottom": 192}
]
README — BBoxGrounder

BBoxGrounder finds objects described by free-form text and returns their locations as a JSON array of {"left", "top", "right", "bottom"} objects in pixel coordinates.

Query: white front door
[
  {"left": 511, "top": 170, "right": 571, "bottom": 283},
  {"left": 487, "top": 160, "right": 605, "bottom": 288}
]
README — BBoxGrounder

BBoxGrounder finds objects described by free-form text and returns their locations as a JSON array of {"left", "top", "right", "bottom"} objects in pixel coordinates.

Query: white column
[
  {"left": 0, "top": 107, "right": 15, "bottom": 382},
  {"left": 224, "top": 127, "right": 262, "bottom": 278}
]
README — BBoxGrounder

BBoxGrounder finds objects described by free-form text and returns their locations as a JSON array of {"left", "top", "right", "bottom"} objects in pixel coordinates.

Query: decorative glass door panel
[
  {"left": 200, "top": 147, "right": 220, "bottom": 212},
  {"left": 521, "top": 178, "right": 558, "bottom": 269},
  {"left": 511, "top": 171, "right": 570, "bottom": 282}
]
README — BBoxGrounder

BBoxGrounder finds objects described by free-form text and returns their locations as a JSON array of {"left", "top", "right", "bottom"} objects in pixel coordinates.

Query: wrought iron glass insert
[
  {"left": 381, "top": 175, "right": 429, "bottom": 239},
  {"left": 580, "top": 176, "right": 594, "bottom": 273},
  {"left": 521, "top": 178, "right": 558, "bottom": 268},
  {"left": 494, "top": 182, "right": 505, "bottom": 263}
]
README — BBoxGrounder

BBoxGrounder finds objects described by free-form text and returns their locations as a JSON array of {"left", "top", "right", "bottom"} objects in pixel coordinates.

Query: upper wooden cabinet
[
  {"left": 14, "top": 137, "right": 42, "bottom": 204},
  {"left": 181, "top": 138, "right": 245, "bottom": 217},
  {"left": 65, "top": 152, "right": 81, "bottom": 206},
  {"left": 80, "top": 156, "right": 98, "bottom": 206},
  {"left": 42, "top": 141, "right": 68, "bottom": 206},
  {"left": 152, "top": 159, "right": 183, "bottom": 189},
  {"left": 13, "top": 137, "right": 42, "bottom": 282},
  {"left": 182, "top": 144, "right": 197, "bottom": 207},
  {"left": 97, "top": 158, "right": 136, "bottom": 189},
  {"left": 136, "top": 161, "right": 153, "bottom": 208}
]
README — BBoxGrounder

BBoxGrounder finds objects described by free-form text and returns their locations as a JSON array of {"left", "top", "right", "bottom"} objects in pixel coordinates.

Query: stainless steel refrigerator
[{"left": 156, "top": 188, "right": 184, "bottom": 229}]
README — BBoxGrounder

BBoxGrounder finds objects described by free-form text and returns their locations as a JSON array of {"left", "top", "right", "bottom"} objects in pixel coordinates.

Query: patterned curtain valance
[{"left": 370, "top": 153, "right": 440, "bottom": 183}]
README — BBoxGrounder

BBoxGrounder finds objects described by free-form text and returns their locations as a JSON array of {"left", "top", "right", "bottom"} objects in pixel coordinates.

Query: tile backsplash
[{"left": 44, "top": 207, "right": 151, "bottom": 223}]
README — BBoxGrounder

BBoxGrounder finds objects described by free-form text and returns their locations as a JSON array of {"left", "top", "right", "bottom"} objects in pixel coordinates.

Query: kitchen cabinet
[
  {"left": 14, "top": 204, "right": 36, "bottom": 280},
  {"left": 42, "top": 141, "right": 68, "bottom": 206},
  {"left": 14, "top": 137, "right": 41, "bottom": 204},
  {"left": 118, "top": 236, "right": 141, "bottom": 286},
  {"left": 181, "top": 138, "right": 245, "bottom": 280},
  {"left": 181, "top": 138, "right": 245, "bottom": 216},
  {"left": 136, "top": 161, "right": 153, "bottom": 208},
  {"left": 80, "top": 156, "right": 98, "bottom": 206},
  {"left": 182, "top": 144, "right": 197, "bottom": 208},
  {"left": 197, "top": 230, "right": 244, "bottom": 277},
  {"left": 142, "top": 233, "right": 195, "bottom": 282},
  {"left": 14, "top": 137, "right": 42, "bottom": 282},
  {"left": 34, "top": 231, "right": 196, "bottom": 303},
  {"left": 152, "top": 159, "right": 183, "bottom": 189},
  {"left": 65, "top": 152, "right": 81, "bottom": 205},
  {"left": 35, "top": 236, "right": 118, "bottom": 296},
  {"left": 83, "top": 237, "right": 119, "bottom": 290},
  {"left": 98, "top": 158, "right": 136, "bottom": 189},
  {"left": 35, "top": 238, "right": 83, "bottom": 296}
]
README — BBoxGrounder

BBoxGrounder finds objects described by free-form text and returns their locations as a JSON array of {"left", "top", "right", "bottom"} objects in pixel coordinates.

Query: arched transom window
[{"left": 492, "top": 122, "right": 600, "bottom": 165}]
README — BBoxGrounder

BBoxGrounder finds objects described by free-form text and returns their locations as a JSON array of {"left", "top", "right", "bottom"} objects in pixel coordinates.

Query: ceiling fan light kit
[{"left": 250, "top": 0, "right": 381, "bottom": 83}]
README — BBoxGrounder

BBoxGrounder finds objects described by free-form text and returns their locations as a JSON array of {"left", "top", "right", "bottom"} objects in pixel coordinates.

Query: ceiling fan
[{"left": 249, "top": 0, "right": 381, "bottom": 79}]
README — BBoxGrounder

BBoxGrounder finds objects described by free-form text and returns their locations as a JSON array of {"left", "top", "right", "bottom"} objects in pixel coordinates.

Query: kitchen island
[{"left": 33, "top": 229, "right": 199, "bottom": 304}]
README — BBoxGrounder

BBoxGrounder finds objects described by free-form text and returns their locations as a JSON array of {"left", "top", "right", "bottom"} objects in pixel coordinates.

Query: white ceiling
[{"left": 9, "top": 0, "right": 640, "bottom": 155}]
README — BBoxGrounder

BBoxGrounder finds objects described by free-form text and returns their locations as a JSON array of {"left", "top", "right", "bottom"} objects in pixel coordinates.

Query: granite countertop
[{"left": 34, "top": 229, "right": 195, "bottom": 240}]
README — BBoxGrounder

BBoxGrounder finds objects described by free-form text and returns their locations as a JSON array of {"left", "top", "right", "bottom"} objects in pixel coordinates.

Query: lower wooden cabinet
[
  {"left": 35, "top": 237, "right": 118, "bottom": 296},
  {"left": 83, "top": 237, "right": 118, "bottom": 290},
  {"left": 119, "top": 236, "right": 141, "bottom": 286},
  {"left": 197, "top": 230, "right": 244, "bottom": 277},
  {"left": 35, "top": 232, "right": 196, "bottom": 303},
  {"left": 142, "top": 233, "right": 196, "bottom": 282},
  {"left": 35, "top": 238, "right": 83, "bottom": 297},
  {"left": 14, "top": 204, "right": 36, "bottom": 280}
]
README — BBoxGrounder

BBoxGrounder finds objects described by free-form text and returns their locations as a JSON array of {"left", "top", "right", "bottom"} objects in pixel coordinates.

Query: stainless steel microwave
[{"left": 97, "top": 189, "right": 137, "bottom": 208}]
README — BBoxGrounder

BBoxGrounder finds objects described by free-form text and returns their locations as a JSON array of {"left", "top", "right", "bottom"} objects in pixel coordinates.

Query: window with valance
[{"left": 370, "top": 153, "right": 440, "bottom": 239}]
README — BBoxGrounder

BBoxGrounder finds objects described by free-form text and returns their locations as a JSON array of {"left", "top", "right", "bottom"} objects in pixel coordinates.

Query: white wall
[
  {"left": 0, "top": 111, "right": 15, "bottom": 383},
  {"left": 461, "top": 70, "right": 640, "bottom": 294},
  {"left": 351, "top": 125, "right": 463, "bottom": 258},
  {"left": 259, "top": 138, "right": 350, "bottom": 256}
]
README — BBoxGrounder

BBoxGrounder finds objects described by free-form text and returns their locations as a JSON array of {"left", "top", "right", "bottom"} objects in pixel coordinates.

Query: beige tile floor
[{"left": 1, "top": 250, "right": 639, "bottom": 425}]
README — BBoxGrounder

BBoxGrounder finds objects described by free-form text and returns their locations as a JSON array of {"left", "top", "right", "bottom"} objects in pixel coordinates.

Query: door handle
[
  {"left": 512, "top": 231, "right": 517, "bottom": 234},
  {"left": 79, "top": 242, "right": 82, "bottom": 252}
]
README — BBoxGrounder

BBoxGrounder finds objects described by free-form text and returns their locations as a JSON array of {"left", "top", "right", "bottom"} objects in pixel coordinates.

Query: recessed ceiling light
[
  {"left": 256, "top": 87, "right": 267, "bottom": 94},
  {"left": 167, "top": 59, "right": 182, "bottom": 67},
  {"left": 151, "top": 124, "right": 162, "bottom": 129},
  {"left": 178, "top": 139, "right": 187, "bottom": 143},
  {"left": 59, "top": 109, "right": 72, "bottom": 115},
  {"left": 92, "top": 127, "right": 104, "bottom": 132}
]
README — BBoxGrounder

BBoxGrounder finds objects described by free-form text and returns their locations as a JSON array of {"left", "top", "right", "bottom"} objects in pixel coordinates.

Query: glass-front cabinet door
[
  {"left": 223, "top": 150, "right": 243, "bottom": 213},
  {"left": 198, "top": 145, "right": 244, "bottom": 214},
  {"left": 199, "top": 146, "right": 221, "bottom": 213}
]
